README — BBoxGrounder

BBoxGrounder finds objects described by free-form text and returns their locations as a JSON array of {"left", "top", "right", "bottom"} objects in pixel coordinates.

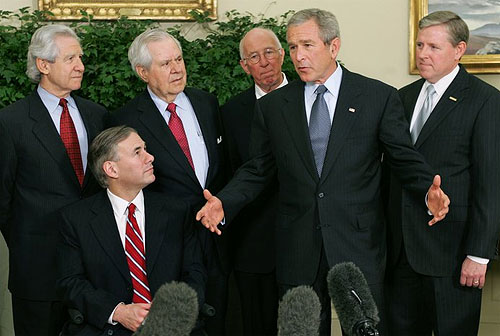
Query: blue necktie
[{"left": 309, "top": 85, "right": 330, "bottom": 176}]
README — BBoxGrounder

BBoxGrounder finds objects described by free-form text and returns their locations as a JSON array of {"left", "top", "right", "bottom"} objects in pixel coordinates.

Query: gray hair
[
  {"left": 26, "top": 24, "right": 80, "bottom": 82},
  {"left": 239, "top": 27, "right": 281, "bottom": 60},
  {"left": 89, "top": 126, "right": 137, "bottom": 188},
  {"left": 128, "top": 28, "right": 183, "bottom": 75},
  {"left": 419, "top": 11, "right": 469, "bottom": 46},
  {"left": 287, "top": 8, "right": 340, "bottom": 44}
]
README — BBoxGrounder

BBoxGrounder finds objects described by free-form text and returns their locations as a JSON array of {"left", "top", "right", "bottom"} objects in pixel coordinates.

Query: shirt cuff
[
  {"left": 108, "top": 302, "right": 124, "bottom": 325},
  {"left": 220, "top": 218, "right": 226, "bottom": 226},
  {"left": 425, "top": 192, "right": 432, "bottom": 216},
  {"left": 467, "top": 255, "right": 489, "bottom": 265}
]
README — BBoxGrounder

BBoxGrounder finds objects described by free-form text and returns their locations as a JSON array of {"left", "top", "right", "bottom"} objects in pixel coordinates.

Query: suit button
[
  {"left": 107, "top": 330, "right": 114, "bottom": 335},
  {"left": 318, "top": 192, "right": 324, "bottom": 198},
  {"left": 316, "top": 225, "right": 321, "bottom": 230}
]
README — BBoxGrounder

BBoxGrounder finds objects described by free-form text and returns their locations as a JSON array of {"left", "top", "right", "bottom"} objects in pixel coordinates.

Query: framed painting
[
  {"left": 410, "top": 0, "right": 500, "bottom": 74},
  {"left": 38, "top": 0, "right": 217, "bottom": 20}
]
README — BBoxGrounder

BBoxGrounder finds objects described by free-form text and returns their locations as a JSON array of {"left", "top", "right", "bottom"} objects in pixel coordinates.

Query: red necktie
[
  {"left": 59, "top": 98, "right": 84, "bottom": 186},
  {"left": 167, "top": 103, "right": 194, "bottom": 170},
  {"left": 125, "top": 203, "right": 152, "bottom": 303}
]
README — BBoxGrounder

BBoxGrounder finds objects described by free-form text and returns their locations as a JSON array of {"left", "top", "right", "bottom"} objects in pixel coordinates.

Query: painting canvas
[
  {"left": 410, "top": 0, "right": 500, "bottom": 73},
  {"left": 429, "top": 0, "right": 500, "bottom": 55}
]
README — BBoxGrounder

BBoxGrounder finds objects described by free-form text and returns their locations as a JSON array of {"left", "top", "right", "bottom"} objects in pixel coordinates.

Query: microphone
[
  {"left": 277, "top": 285, "right": 321, "bottom": 336},
  {"left": 327, "top": 262, "right": 379, "bottom": 336},
  {"left": 134, "top": 281, "right": 199, "bottom": 336}
]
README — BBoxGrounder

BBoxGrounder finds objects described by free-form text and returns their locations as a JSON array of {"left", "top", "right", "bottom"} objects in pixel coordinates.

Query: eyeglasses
[{"left": 243, "top": 48, "right": 282, "bottom": 65}]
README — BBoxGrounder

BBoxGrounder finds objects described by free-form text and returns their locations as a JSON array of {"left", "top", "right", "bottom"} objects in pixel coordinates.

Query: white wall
[{"left": 1, "top": 0, "right": 499, "bottom": 335}]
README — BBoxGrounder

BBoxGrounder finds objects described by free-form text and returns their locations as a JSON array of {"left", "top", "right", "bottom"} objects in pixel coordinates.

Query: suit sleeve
[
  {"left": 57, "top": 210, "right": 121, "bottom": 330},
  {"left": 466, "top": 89, "right": 500, "bottom": 258},
  {"left": 181, "top": 205, "right": 207, "bottom": 306},
  {"left": 218, "top": 99, "right": 277, "bottom": 223},
  {"left": 0, "top": 117, "right": 16, "bottom": 246},
  {"left": 379, "top": 88, "right": 434, "bottom": 196}
]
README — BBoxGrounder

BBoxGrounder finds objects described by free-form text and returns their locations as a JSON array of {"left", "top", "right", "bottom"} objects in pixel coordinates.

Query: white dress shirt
[
  {"left": 255, "top": 73, "right": 289, "bottom": 99},
  {"left": 148, "top": 88, "right": 209, "bottom": 188},
  {"left": 106, "top": 189, "right": 146, "bottom": 324}
]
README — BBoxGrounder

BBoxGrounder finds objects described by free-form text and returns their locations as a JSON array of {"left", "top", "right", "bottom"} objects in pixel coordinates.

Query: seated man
[{"left": 57, "top": 126, "right": 206, "bottom": 335}]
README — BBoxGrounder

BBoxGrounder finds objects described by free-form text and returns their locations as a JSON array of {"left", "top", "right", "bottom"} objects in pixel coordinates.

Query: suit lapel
[
  {"left": 143, "top": 192, "right": 167, "bottom": 275},
  {"left": 89, "top": 191, "right": 131, "bottom": 283},
  {"left": 279, "top": 81, "right": 318, "bottom": 181},
  {"left": 73, "top": 95, "right": 99, "bottom": 189},
  {"left": 321, "top": 67, "right": 361, "bottom": 181},
  {"left": 184, "top": 88, "right": 218, "bottom": 187},
  {"left": 29, "top": 91, "right": 81, "bottom": 188},
  {"left": 415, "top": 67, "right": 468, "bottom": 148},
  {"left": 137, "top": 90, "right": 199, "bottom": 186}
]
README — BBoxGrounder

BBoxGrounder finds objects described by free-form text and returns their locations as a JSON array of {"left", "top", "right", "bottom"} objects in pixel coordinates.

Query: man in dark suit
[
  {"left": 197, "top": 8, "right": 450, "bottom": 335},
  {"left": 0, "top": 25, "right": 108, "bottom": 335},
  {"left": 220, "top": 27, "right": 287, "bottom": 335},
  {"left": 57, "top": 126, "right": 206, "bottom": 335},
  {"left": 114, "top": 29, "right": 228, "bottom": 335},
  {"left": 385, "top": 11, "right": 500, "bottom": 336}
]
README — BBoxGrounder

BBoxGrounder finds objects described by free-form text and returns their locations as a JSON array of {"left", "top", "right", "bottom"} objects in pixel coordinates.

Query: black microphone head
[
  {"left": 327, "top": 262, "right": 379, "bottom": 336},
  {"left": 277, "top": 285, "right": 321, "bottom": 336},
  {"left": 134, "top": 281, "right": 198, "bottom": 336}
]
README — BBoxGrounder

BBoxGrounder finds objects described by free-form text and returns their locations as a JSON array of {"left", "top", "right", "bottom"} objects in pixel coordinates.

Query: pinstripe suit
[
  {"left": 217, "top": 66, "right": 436, "bottom": 335},
  {"left": 386, "top": 65, "right": 500, "bottom": 335},
  {"left": 0, "top": 90, "right": 108, "bottom": 334}
]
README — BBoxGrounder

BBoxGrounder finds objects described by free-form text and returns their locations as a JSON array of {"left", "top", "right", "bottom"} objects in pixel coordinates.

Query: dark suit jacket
[
  {"left": 387, "top": 65, "right": 500, "bottom": 276},
  {"left": 114, "top": 88, "right": 229, "bottom": 271},
  {"left": 0, "top": 90, "right": 108, "bottom": 301},
  {"left": 218, "top": 66, "right": 435, "bottom": 286},
  {"left": 57, "top": 190, "right": 206, "bottom": 335},
  {"left": 220, "top": 87, "right": 277, "bottom": 274}
]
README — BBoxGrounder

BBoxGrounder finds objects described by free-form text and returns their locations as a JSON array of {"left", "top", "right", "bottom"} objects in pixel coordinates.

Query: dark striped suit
[{"left": 386, "top": 65, "right": 500, "bottom": 335}]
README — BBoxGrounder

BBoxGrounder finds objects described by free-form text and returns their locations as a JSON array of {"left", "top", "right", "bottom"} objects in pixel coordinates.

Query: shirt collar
[
  {"left": 304, "top": 62, "right": 343, "bottom": 100},
  {"left": 107, "top": 189, "right": 145, "bottom": 217},
  {"left": 147, "top": 87, "right": 189, "bottom": 114},
  {"left": 255, "top": 73, "right": 289, "bottom": 99},
  {"left": 424, "top": 65, "right": 460, "bottom": 97},
  {"left": 37, "top": 85, "right": 77, "bottom": 113}
]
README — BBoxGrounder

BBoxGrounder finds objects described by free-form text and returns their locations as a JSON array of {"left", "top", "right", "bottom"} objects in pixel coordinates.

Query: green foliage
[{"left": 0, "top": 8, "right": 298, "bottom": 110}]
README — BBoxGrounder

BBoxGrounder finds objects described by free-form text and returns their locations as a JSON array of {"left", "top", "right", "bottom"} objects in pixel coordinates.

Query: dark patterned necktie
[
  {"left": 309, "top": 85, "right": 330, "bottom": 176},
  {"left": 59, "top": 98, "right": 84, "bottom": 186}
]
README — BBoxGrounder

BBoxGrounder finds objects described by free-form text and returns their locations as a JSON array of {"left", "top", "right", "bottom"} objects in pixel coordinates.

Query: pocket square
[
  {"left": 348, "top": 107, "right": 356, "bottom": 113},
  {"left": 217, "top": 136, "right": 222, "bottom": 144}
]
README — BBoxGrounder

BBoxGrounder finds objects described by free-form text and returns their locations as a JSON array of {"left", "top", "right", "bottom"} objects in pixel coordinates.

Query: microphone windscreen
[
  {"left": 134, "top": 281, "right": 198, "bottom": 336},
  {"left": 327, "top": 262, "right": 379, "bottom": 335},
  {"left": 277, "top": 285, "right": 321, "bottom": 336}
]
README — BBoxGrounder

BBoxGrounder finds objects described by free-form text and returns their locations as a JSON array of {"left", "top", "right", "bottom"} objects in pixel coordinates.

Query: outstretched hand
[
  {"left": 196, "top": 189, "right": 224, "bottom": 235},
  {"left": 427, "top": 175, "right": 450, "bottom": 226}
]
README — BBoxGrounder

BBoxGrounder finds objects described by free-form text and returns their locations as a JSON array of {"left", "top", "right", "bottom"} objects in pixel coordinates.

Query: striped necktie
[{"left": 125, "top": 203, "right": 151, "bottom": 303}]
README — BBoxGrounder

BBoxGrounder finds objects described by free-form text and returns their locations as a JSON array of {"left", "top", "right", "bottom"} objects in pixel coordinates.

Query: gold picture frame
[
  {"left": 38, "top": 0, "right": 217, "bottom": 21},
  {"left": 410, "top": 0, "right": 500, "bottom": 74}
]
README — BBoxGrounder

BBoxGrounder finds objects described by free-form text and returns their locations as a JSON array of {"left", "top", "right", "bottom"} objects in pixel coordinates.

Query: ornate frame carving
[{"left": 38, "top": 0, "right": 217, "bottom": 20}]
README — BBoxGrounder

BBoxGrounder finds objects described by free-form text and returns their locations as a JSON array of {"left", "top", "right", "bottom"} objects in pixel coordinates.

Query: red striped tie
[
  {"left": 167, "top": 103, "right": 194, "bottom": 170},
  {"left": 125, "top": 203, "right": 152, "bottom": 303},
  {"left": 59, "top": 98, "right": 84, "bottom": 186}
]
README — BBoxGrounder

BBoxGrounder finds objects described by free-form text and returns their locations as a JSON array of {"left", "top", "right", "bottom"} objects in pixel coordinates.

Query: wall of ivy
[{"left": 0, "top": 8, "right": 299, "bottom": 110}]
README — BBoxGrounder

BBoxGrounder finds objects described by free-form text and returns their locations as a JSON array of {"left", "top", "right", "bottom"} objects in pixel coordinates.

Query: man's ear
[
  {"left": 36, "top": 58, "right": 50, "bottom": 75},
  {"left": 329, "top": 37, "right": 341, "bottom": 60},
  {"left": 103, "top": 161, "right": 118, "bottom": 180},
  {"left": 455, "top": 41, "right": 467, "bottom": 61},
  {"left": 239, "top": 59, "right": 251, "bottom": 75},
  {"left": 136, "top": 65, "right": 149, "bottom": 83}
]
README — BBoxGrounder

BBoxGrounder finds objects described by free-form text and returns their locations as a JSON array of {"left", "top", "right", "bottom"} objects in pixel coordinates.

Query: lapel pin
[
  {"left": 449, "top": 96, "right": 457, "bottom": 102},
  {"left": 348, "top": 108, "right": 356, "bottom": 113},
  {"left": 217, "top": 136, "right": 222, "bottom": 144}
]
